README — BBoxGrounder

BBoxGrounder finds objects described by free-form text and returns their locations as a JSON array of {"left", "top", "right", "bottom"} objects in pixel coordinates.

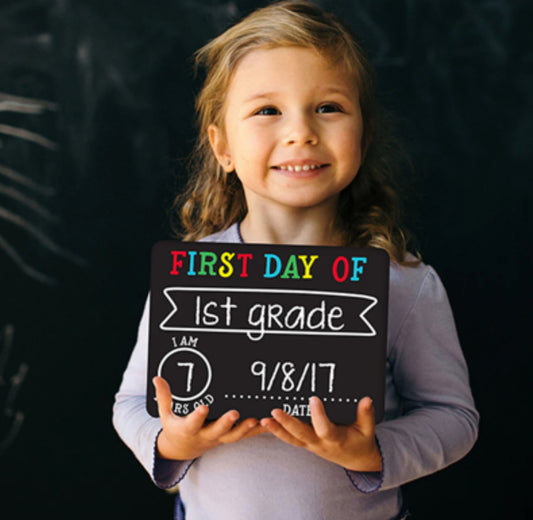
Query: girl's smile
[
  {"left": 208, "top": 46, "right": 363, "bottom": 225},
  {"left": 271, "top": 162, "right": 330, "bottom": 178}
]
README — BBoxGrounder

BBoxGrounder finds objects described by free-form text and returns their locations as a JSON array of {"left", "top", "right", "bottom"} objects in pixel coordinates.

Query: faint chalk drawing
[
  {"left": 1, "top": 0, "right": 86, "bottom": 285},
  {"left": 0, "top": 323, "right": 14, "bottom": 386},
  {"left": 0, "top": 324, "right": 27, "bottom": 456},
  {"left": 0, "top": 92, "right": 86, "bottom": 285}
]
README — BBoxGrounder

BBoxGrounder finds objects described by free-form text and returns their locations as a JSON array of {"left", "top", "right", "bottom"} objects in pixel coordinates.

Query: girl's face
[{"left": 209, "top": 46, "right": 363, "bottom": 215}]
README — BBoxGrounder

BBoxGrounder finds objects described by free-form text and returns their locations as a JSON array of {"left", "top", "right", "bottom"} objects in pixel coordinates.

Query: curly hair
[{"left": 172, "top": 1, "right": 418, "bottom": 265}]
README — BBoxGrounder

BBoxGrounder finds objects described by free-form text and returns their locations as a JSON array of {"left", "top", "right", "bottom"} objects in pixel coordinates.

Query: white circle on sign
[{"left": 157, "top": 347, "right": 212, "bottom": 401}]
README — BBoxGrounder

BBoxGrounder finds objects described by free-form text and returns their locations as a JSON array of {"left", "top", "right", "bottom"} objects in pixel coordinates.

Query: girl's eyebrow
[
  {"left": 244, "top": 92, "right": 278, "bottom": 104},
  {"left": 320, "top": 86, "right": 355, "bottom": 98},
  {"left": 244, "top": 86, "right": 354, "bottom": 105}
]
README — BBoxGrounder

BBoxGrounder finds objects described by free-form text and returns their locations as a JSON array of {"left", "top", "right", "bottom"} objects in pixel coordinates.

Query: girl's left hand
[{"left": 260, "top": 396, "right": 382, "bottom": 472}]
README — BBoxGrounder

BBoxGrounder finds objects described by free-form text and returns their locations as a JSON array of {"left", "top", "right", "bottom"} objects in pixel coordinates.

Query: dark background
[{"left": 0, "top": 0, "right": 530, "bottom": 518}]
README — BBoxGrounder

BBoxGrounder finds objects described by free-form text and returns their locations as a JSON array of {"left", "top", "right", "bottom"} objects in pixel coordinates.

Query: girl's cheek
[{"left": 245, "top": 132, "right": 273, "bottom": 151}]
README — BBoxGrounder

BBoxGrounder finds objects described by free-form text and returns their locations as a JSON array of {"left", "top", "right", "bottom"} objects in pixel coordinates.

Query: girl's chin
[{"left": 267, "top": 196, "right": 339, "bottom": 213}]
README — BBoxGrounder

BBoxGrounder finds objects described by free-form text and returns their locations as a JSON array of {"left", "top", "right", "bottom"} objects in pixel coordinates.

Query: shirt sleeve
[
  {"left": 347, "top": 266, "right": 479, "bottom": 492},
  {"left": 112, "top": 295, "right": 194, "bottom": 489}
]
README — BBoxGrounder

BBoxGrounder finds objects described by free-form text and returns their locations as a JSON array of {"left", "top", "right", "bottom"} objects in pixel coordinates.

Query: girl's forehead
[
  {"left": 229, "top": 46, "right": 357, "bottom": 92},
  {"left": 235, "top": 45, "right": 343, "bottom": 72}
]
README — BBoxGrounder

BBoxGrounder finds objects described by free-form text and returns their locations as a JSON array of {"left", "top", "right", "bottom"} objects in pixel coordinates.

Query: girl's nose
[{"left": 283, "top": 114, "right": 319, "bottom": 146}]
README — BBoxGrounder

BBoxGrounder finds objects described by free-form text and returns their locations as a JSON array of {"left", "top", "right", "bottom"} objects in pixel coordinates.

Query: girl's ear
[{"left": 208, "top": 124, "right": 234, "bottom": 172}]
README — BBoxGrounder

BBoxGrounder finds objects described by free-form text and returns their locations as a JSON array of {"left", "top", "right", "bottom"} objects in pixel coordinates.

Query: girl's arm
[
  {"left": 112, "top": 295, "right": 262, "bottom": 489},
  {"left": 371, "top": 265, "right": 479, "bottom": 491},
  {"left": 112, "top": 296, "right": 170, "bottom": 484},
  {"left": 263, "top": 264, "right": 479, "bottom": 492}
]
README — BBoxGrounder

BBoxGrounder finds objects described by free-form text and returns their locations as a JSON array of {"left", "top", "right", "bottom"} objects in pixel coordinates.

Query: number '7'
[{"left": 177, "top": 362, "right": 194, "bottom": 392}]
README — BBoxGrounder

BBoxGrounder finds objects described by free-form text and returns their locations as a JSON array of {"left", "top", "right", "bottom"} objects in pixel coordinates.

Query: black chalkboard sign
[{"left": 147, "top": 241, "right": 389, "bottom": 424}]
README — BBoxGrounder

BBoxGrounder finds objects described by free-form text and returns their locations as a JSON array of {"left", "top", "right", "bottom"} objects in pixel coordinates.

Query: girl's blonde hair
[{"left": 173, "top": 0, "right": 418, "bottom": 264}]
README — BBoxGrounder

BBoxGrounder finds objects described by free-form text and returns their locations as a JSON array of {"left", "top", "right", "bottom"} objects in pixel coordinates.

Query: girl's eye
[
  {"left": 255, "top": 107, "right": 280, "bottom": 116},
  {"left": 317, "top": 103, "right": 343, "bottom": 114}
]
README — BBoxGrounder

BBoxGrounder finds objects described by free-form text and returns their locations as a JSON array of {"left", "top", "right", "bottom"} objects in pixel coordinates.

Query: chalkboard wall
[{"left": 1, "top": 0, "right": 530, "bottom": 518}]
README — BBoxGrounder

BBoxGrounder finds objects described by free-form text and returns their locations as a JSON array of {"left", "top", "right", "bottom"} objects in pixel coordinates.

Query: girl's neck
[{"left": 239, "top": 203, "right": 343, "bottom": 247}]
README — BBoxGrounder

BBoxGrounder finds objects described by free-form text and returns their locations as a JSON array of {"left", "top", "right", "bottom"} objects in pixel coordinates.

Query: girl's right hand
[{"left": 153, "top": 376, "right": 264, "bottom": 461}]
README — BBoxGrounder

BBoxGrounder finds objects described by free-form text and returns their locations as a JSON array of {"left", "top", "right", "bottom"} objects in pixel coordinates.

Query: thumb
[
  {"left": 354, "top": 397, "right": 375, "bottom": 437},
  {"left": 153, "top": 376, "right": 173, "bottom": 421}
]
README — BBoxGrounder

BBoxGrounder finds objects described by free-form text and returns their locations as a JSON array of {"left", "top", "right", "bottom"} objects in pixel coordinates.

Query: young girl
[{"left": 113, "top": 2, "right": 479, "bottom": 519}]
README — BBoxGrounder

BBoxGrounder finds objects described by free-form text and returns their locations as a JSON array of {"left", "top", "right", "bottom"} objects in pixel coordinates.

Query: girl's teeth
[{"left": 278, "top": 164, "right": 320, "bottom": 171}]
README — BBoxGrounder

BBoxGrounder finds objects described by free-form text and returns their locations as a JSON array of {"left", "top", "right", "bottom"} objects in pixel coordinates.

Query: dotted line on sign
[{"left": 223, "top": 394, "right": 358, "bottom": 403}]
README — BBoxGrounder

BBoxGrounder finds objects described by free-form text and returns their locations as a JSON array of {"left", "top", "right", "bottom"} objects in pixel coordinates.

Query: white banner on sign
[{"left": 159, "top": 287, "right": 378, "bottom": 341}]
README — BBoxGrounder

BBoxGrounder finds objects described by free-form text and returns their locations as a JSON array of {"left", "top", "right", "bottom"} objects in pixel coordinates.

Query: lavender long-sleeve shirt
[{"left": 113, "top": 224, "right": 479, "bottom": 519}]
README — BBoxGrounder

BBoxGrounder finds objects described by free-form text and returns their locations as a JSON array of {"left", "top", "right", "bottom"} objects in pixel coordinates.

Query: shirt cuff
[
  {"left": 152, "top": 429, "right": 196, "bottom": 489},
  {"left": 343, "top": 436, "right": 384, "bottom": 493},
  {"left": 344, "top": 469, "right": 383, "bottom": 493}
]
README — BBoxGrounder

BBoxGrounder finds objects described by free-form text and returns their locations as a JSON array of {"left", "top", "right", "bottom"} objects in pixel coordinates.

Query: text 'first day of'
[{"left": 169, "top": 250, "right": 368, "bottom": 282}]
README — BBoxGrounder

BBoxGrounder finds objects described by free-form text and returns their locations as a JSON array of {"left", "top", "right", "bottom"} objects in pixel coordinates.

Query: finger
[
  {"left": 260, "top": 417, "right": 306, "bottom": 448},
  {"left": 309, "top": 396, "right": 337, "bottom": 440},
  {"left": 202, "top": 409, "right": 240, "bottom": 441},
  {"left": 153, "top": 376, "right": 173, "bottom": 421},
  {"left": 271, "top": 409, "right": 315, "bottom": 441},
  {"left": 182, "top": 404, "right": 210, "bottom": 435},
  {"left": 354, "top": 397, "right": 375, "bottom": 437},
  {"left": 218, "top": 418, "right": 258, "bottom": 444},
  {"left": 242, "top": 422, "right": 268, "bottom": 439},
  {"left": 270, "top": 409, "right": 317, "bottom": 445}
]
